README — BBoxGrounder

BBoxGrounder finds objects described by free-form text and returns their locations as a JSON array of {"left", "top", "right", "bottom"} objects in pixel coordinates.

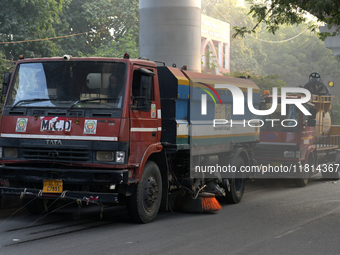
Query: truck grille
[{"left": 22, "top": 146, "right": 90, "bottom": 162}]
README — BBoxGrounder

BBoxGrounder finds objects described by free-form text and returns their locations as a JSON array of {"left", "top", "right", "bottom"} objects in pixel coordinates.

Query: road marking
[{"left": 274, "top": 227, "right": 302, "bottom": 238}]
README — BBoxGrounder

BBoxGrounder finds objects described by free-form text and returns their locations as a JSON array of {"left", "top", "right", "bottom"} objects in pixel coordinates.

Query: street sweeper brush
[{"left": 181, "top": 192, "right": 222, "bottom": 213}]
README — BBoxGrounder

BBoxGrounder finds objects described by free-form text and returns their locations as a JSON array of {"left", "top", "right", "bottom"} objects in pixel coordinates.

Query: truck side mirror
[{"left": 2, "top": 72, "right": 11, "bottom": 97}]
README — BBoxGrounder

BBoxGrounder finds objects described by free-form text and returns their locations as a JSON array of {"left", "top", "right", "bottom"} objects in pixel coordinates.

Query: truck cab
[
  {"left": 0, "top": 56, "right": 164, "bottom": 220},
  {"left": 254, "top": 73, "right": 340, "bottom": 186},
  {"left": 255, "top": 94, "right": 316, "bottom": 186}
]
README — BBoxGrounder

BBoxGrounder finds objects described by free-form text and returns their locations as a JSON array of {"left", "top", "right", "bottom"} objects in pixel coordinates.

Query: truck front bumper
[
  {"left": 0, "top": 165, "right": 131, "bottom": 204},
  {"left": 0, "top": 187, "right": 119, "bottom": 204},
  {"left": 0, "top": 165, "right": 129, "bottom": 184}
]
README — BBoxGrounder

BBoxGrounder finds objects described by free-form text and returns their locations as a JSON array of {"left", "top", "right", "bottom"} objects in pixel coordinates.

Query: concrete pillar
[{"left": 139, "top": 0, "right": 202, "bottom": 72}]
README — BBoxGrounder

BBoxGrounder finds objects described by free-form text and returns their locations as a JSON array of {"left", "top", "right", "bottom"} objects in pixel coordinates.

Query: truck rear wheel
[
  {"left": 225, "top": 157, "right": 245, "bottom": 204},
  {"left": 126, "top": 161, "right": 162, "bottom": 223}
]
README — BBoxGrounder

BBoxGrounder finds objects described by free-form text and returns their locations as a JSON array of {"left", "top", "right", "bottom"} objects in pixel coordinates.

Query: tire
[
  {"left": 225, "top": 157, "right": 245, "bottom": 204},
  {"left": 23, "top": 198, "right": 57, "bottom": 215},
  {"left": 295, "top": 172, "right": 309, "bottom": 187},
  {"left": 295, "top": 153, "right": 315, "bottom": 187},
  {"left": 126, "top": 161, "right": 162, "bottom": 223}
]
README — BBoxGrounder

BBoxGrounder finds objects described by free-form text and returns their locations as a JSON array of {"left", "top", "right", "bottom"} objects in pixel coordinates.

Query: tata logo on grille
[
  {"left": 48, "top": 150, "right": 59, "bottom": 159},
  {"left": 46, "top": 140, "right": 62, "bottom": 145},
  {"left": 40, "top": 117, "right": 71, "bottom": 132}
]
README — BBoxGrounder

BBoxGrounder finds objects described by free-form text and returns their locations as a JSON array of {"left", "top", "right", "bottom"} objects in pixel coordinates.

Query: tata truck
[
  {"left": 254, "top": 73, "right": 340, "bottom": 186},
  {"left": 0, "top": 55, "right": 260, "bottom": 223}
]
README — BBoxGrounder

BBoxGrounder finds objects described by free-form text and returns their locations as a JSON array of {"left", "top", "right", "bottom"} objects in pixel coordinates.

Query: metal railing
[{"left": 314, "top": 135, "right": 340, "bottom": 148}]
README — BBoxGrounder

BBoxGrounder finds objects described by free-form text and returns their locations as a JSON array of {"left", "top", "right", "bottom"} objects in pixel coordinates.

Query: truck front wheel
[
  {"left": 126, "top": 161, "right": 162, "bottom": 223},
  {"left": 225, "top": 157, "right": 245, "bottom": 204},
  {"left": 295, "top": 154, "right": 314, "bottom": 187}
]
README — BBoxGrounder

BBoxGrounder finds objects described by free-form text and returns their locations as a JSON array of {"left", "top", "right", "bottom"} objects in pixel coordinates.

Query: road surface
[{"left": 0, "top": 176, "right": 339, "bottom": 255}]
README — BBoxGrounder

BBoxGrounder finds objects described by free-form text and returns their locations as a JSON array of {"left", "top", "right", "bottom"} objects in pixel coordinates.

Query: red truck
[
  {"left": 254, "top": 73, "right": 340, "bottom": 186},
  {"left": 0, "top": 55, "right": 260, "bottom": 222}
]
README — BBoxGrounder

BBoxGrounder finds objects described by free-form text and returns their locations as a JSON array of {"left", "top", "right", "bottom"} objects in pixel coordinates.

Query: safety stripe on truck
[
  {"left": 0, "top": 134, "right": 118, "bottom": 141},
  {"left": 130, "top": 128, "right": 162, "bottom": 132}
]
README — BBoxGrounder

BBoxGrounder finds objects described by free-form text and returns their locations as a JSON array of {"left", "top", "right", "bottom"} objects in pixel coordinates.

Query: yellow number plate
[{"left": 43, "top": 180, "right": 63, "bottom": 193}]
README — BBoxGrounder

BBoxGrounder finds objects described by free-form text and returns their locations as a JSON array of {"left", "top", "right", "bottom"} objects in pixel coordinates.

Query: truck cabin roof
[{"left": 16, "top": 56, "right": 158, "bottom": 68}]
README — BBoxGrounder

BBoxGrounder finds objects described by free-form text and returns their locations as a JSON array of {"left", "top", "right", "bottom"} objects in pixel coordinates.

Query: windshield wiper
[
  {"left": 68, "top": 97, "right": 120, "bottom": 110},
  {"left": 11, "top": 98, "right": 53, "bottom": 110}
]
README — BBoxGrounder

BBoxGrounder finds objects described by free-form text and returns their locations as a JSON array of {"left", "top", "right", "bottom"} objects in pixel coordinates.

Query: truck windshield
[
  {"left": 6, "top": 61, "right": 127, "bottom": 109},
  {"left": 260, "top": 103, "right": 301, "bottom": 132}
]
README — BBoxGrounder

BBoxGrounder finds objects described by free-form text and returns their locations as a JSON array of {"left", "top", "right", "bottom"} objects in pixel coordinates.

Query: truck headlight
[
  {"left": 284, "top": 151, "right": 295, "bottom": 158},
  {"left": 4, "top": 147, "right": 18, "bottom": 158},
  {"left": 116, "top": 151, "right": 125, "bottom": 163},
  {"left": 96, "top": 151, "right": 114, "bottom": 162}
]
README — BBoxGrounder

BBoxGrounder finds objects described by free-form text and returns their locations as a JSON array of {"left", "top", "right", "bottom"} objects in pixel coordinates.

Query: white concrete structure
[
  {"left": 201, "top": 15, "right": 230, "bottom": 74},
  {"left": 319, "top": 25, "right": 340, "bottom": 56}
]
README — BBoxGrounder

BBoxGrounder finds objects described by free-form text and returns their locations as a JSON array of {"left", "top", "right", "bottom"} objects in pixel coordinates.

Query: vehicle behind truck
[
  {"left": 254, "top": 73, "right": 340, "bottom": 186},
  {"left": 0, "top": 55, "right": 260, "bottom": 223}
]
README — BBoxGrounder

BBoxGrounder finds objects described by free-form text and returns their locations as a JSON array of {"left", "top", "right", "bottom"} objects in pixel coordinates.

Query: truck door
[{"left": 129, "top": 66, "right": 159, "bottom": 164}]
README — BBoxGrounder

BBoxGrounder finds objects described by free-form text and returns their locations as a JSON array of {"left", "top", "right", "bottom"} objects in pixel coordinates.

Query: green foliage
[
  {"left": 88, "top": 30, "right": 139, "bottom": 58},
  {"left": 0, "top": 0, "right": 139, "bottom": 59},
  {"left": 331, "top": 101, "right": 340, "bottom": 125},
  {"left": 238, "top": 0, "right": 340, "bottom": 39},
  {"left": 202, "top": 0, "right": 340, "bottom": 95},
  {"left": 54, "top": 0, "right": 139, "bottom": 56},
  {"left": 202, "top": 51, "right": 219, "bottom": 73},
  {"left": 0, "top": 0, "right": 65, "bottom": 59},
  {"left": 0, "top": 54, "right": 15, "bottom": 110},
  {"left": 248, "top": 24, "right": 340, "bottom": 99},
  {"left": 0, "top": 53, "right": 16, "bottom": 85},
  {"left": 226, "top": 71, "right": 286, "bottom": 93}
]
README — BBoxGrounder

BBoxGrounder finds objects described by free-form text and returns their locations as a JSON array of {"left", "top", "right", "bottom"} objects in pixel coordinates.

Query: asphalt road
[{"left": 0, "top": 176, "right": 339, "bottom": 255}]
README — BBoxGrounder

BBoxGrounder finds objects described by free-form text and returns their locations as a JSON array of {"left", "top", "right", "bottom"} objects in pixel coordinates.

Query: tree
[
  {"left": 0, "top": 53, "right": 15, "bottom": 86},
  {"left": 0, "top": 54, "right": 15, "bottom": 110},
  {"left": 331, "top": 101, "right": 340, "bottom": 125},
  {"left": 0, "top": 0, "right": 139, "bottom": 59},
  {"left": 54, "top": 0, "right": 139, "bottom": 56},
  {"left": 91, "top": 29, "right": 139, "bottom": 58},
  {"left": 236, "top": 0, "right": 340, "bottom": 39},
  {"left": 202, "top": 0, "right": 340, "bottom": 100},
  {"left": 245, "top": 23, "right": 340, "bottom": 99},
  {"left": 226, "top": 71, "right": 286, "bottom": 93},
  {"left": 0, "top": 0, "right": 65, "bottom": 59}
]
